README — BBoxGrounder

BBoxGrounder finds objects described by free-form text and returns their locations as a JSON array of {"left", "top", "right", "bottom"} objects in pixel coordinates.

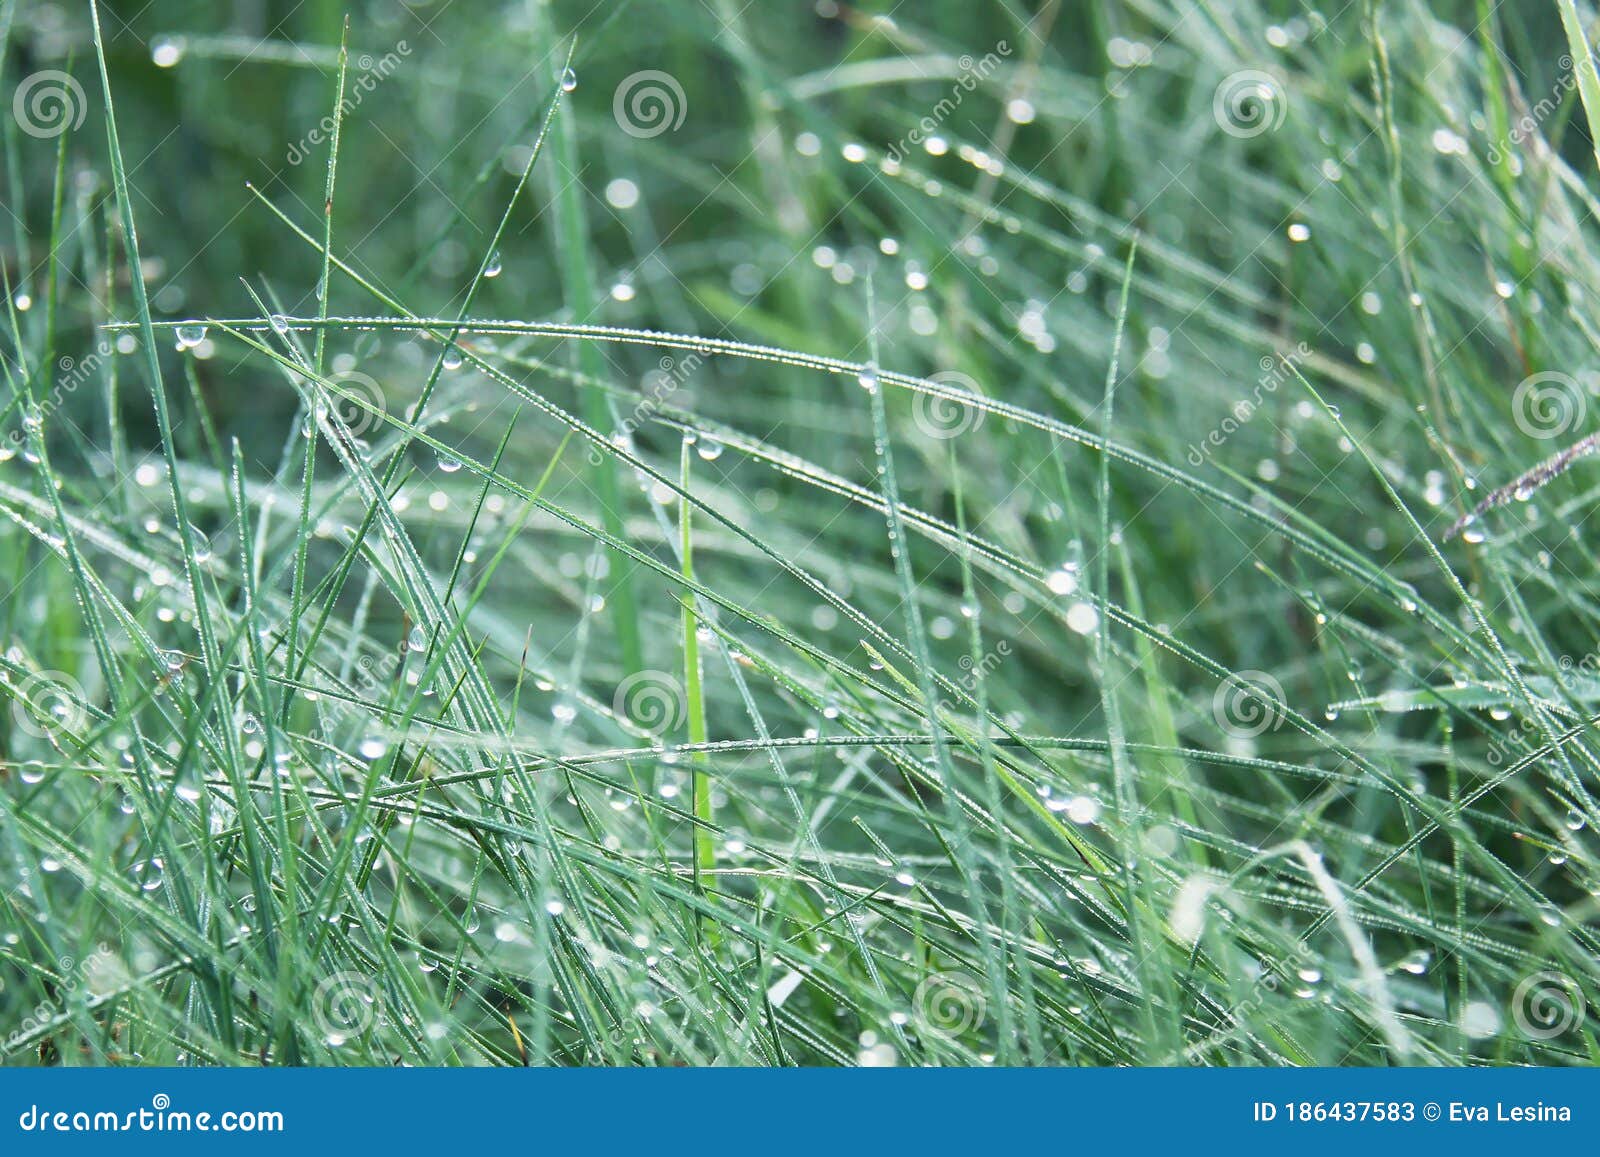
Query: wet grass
[{"left": 0, "top": 0, "right": 1598, "bottom": 1065}]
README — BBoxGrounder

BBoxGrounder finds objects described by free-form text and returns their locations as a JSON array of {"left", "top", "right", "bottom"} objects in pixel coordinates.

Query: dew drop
[
  {"left": 151, "top": 37, "right": 185, "bottom": 68},
  {"left": 1046, "top": 565, "right": 1079, "bottom": 596},
  {"left": 1460, "top": 1001, "right": 1501, "bottom": 1039},
  {"left": 130, "top": 858, "right": 165, "bottom": 892},
  {"left": 1063, "top": 795, "right": 1101, "bottom": 825},
  {"left": 1397, "top": 950, "right": 1430, "bottom": 976},
  {"left": 1065, "top": 602, "right": 1099, "bottom": 635}
]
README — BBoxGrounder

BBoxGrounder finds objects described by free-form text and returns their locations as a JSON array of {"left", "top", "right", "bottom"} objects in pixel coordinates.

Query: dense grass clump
[{"left": 2, "top": 0, "right": 1600, "bottom": 1066}]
